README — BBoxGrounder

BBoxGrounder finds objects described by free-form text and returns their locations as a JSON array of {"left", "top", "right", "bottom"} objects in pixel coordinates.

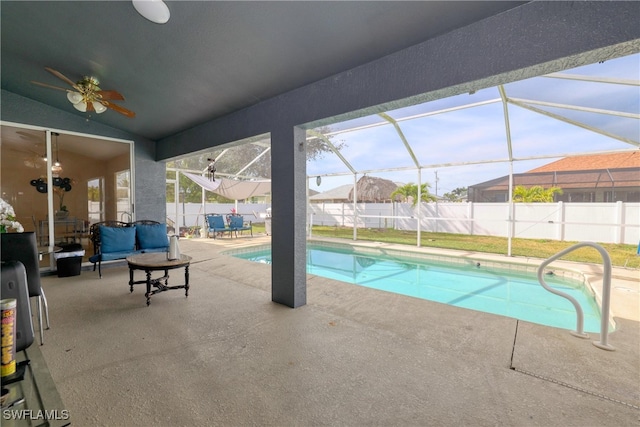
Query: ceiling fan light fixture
[
  {"left": 34, "top": 67, "right": 136, "bottom": 118},
  {"left": 67, "top": 91, "right": 83, "bottom": 104},
  {"left": 73, "top": 102, "right": 87, "bottom": 112},
  {"left": 132, "top": 0, "right": 170, "bottom": 24},
  {"left": 93, "top": 101, "right": 107, "bottom": 114}
]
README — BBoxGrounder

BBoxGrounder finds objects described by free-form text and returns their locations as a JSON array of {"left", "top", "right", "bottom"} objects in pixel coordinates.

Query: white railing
[{"left": 537, "top": 242, "right": 614, "bottom": 351}]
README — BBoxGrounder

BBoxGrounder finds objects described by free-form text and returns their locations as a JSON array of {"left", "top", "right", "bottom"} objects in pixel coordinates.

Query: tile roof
[
  {"left": 476, "top": 169, "right": 640, "bottom": 191},
  {"left": 528, "top": 151, "right": 640, "bottom": 172}
]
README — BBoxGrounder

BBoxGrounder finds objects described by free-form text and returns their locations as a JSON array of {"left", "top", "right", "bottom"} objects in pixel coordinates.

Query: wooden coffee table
[{"left": 126, "top": 252, "right": 192, "bottom": 306}]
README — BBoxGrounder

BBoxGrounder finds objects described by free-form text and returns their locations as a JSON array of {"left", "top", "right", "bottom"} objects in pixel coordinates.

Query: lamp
[
  {"left": 132, "top": 0, "right": 170, "bottom": 24},
  {"left": 51, "top": 132, "right": 62, "bottom": 176},
  {"left": 65, "top": 76, "right": 107, "bottom": 114},
  {"left": 66, "top": 92, "right": 83, "bottom": 104},
  {"left": 93, "top": 101, "right": 107, "bottom": 114}
]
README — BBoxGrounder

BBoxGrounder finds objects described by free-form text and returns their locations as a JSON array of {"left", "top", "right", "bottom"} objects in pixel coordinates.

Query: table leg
[
  {"left": 184, "top": 264, "right": 190, "bottom": 297},
  {"left": 129, "top": 267, "right": 134, "bottom": 293},
  {"left": 39, "top": 221, "right": 44, "bottom": 246},
  {"left": 145, "top": 270, "right": 152, "bottom": 306}
]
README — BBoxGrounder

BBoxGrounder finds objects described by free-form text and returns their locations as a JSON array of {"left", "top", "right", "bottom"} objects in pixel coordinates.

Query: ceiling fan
[
  {"left": 31, "top": 67, "right": 135, "bottom": 118},
  {"left": 12, "top": 143, "right": 45, "bottom": 169}
]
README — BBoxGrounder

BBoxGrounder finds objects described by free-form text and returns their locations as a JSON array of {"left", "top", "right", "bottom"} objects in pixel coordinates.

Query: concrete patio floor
[{"left": 38, "top": 235, "right": 639, "bottom": 426}]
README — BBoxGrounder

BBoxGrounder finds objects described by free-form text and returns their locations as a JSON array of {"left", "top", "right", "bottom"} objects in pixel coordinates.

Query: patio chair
[
  {"left": 229, "top": 215, "right": 253, "bottom": 238},
  {"left": 1, "top": 232, "right": 49, "bottom": 345},
  {"left": 205, "top": 214, "right": 231, "bottom": 239}
]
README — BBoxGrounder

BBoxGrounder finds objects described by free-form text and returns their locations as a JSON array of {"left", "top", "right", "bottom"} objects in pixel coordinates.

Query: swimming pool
[{"left": 225, "top": 242, "right": 608, "bottom": 333}]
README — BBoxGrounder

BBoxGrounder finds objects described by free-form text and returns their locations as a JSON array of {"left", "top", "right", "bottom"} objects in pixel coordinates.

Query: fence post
[
  {"left": 615, "top": 201, "right": 624, "bottom": 244},
  {"left": 556, "top": 201, "right": 565, "bottom": 242}
]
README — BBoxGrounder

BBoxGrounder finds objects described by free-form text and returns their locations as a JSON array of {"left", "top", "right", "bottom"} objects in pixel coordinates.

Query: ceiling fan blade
[
  {"left": 31, "top": 80, "right": 73, "bottom": 93},
  {"left": 96, "top": 90, "right": 125, "bottom": 101},
  {"left": 44, "top": 67, "right": 78, "bottom": 88},
  {"left": 100, "top": 101, "right": 136, "bottom": 118}
]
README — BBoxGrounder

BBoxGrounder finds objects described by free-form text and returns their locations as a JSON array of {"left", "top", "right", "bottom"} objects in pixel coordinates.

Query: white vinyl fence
[
  {"left": 166, "top": 202, "right": 270, "bottom": 231},
  {"left": 308, "top": 201, "right": 640, "bottom": 245},
  {"left": 165, "top": 201, "right": 639, "bottom": 244}
]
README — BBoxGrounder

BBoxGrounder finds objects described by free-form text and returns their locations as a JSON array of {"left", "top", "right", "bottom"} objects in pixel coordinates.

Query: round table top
[{"left": 126, "top": 252, "right": 192, "bottom": 268}]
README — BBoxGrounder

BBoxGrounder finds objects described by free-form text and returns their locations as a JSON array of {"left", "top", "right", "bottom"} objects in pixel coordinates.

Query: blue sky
[{"left": 307, "top": 53, "right": 639, "bottom": 196}]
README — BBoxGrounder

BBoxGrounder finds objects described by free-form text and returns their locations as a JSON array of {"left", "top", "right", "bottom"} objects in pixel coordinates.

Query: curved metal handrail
[{"left": 537, "top": 242, "right": 615, "bottom": 351}]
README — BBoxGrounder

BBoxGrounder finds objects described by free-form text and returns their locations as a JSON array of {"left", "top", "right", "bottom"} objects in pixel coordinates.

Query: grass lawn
[{"left": 295, "top": 225, "right": 639, "bottom": 269}]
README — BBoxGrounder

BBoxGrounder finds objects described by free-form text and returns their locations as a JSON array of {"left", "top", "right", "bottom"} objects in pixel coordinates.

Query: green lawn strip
[
  {"left": 250, "top": 224, "right": 637, "bottom": 268},
  {"left": 307, "top": 226, "right": 639, "bottom": 269}
]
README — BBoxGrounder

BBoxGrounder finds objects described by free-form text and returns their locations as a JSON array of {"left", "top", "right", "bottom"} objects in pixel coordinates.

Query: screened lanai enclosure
[{"left": 168, "top": 52, "right": 639, "bottom": 249}]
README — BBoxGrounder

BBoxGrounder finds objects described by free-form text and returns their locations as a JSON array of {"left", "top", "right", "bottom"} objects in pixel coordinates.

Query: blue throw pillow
[
  {"left": 100, "top": 226, "right": 136, "bottom": 253},
  {"left": 137, "top": 223, "right": 169, "bottom": 249}
]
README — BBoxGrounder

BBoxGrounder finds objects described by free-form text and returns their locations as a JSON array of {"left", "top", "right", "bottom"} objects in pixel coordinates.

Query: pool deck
[{"left": 39, "top": 234, "right": 639, "bottom": 425}]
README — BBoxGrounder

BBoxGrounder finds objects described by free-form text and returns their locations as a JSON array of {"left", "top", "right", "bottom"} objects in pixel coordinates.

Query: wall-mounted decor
[{"left": 30, "top": 176, "right": 74, "bottom": 215}]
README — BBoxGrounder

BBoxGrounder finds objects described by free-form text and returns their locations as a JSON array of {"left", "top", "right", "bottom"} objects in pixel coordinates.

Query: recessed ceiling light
[{"left": 132, "top": 0, "right": 170, "bottom": 24}]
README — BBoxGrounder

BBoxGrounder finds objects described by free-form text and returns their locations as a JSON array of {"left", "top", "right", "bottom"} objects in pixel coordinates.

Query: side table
[{"left": 126, "top": 253, "right": 192, "bottom": 306}]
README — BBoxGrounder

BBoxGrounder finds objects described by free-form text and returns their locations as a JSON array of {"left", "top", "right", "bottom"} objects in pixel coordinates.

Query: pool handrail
[{"left": 537, "top": 241, "right": 615, "bottom": 351}]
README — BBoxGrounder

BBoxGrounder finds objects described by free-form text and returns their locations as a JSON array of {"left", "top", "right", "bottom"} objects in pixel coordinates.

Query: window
[
  {"left": 115, "top": 170, "right": 131, "bottom": 222},
  {"left": 87, "top": 177, "right": 104, "bottom": 223}
]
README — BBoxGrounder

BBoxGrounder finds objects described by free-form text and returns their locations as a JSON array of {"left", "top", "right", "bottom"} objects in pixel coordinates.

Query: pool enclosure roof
[{"left": 178, "top": 52, "right": 638, "bottom": 197}]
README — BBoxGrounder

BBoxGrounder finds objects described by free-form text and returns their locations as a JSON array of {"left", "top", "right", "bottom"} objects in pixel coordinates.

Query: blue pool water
[{"left": 229, "top": 245, "right": 606, "bottom": 332}]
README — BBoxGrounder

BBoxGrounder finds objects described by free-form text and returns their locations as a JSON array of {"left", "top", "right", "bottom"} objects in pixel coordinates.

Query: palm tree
[
  {"left": 443, "top": 187, "right": 467, "bottom": 202},
  {"left": 390, "top": 183, "right": 436, "bottom": 207},
  {"left": 513, "top": 185, "right": 563, "bottom": 202}
]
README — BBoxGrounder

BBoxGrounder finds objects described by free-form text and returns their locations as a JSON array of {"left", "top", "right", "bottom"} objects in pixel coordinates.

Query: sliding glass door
[{"left": 0, "top": 122, "right": 133, "bottom": 270}]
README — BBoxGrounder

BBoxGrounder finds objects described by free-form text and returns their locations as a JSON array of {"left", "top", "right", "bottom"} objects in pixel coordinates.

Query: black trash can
[{"left": 54, "top": 243, "right": 85, "bottom": 277}]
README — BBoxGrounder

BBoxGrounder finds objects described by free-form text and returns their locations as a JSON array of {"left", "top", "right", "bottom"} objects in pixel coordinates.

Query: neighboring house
[
  {"left": 349, "top": 176, "right": 401, "bottom": 203},
  {"left": 309, "top": 184, "right": 353, "bottom": 203},
  {"left": 468, "top": 152, "right": 640, "bottom": 203},
  {"left": 310, "top": 177, "right": 402, "bottom": 203}
]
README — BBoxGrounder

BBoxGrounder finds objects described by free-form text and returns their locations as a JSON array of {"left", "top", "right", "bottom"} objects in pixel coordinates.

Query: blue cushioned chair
[
  {"left": 90, "top": 225, "right": 137, "bottom": 277},
  {"left": 89, "top": 220, "right": 169, "bottom": 278},
  {"left": 229, "top": 215, "right": 253, "bottom": 238},
  {"left": 205, "top": 214, "right": 231, "bottom": 239},
  {"left": 136, "top": 223, "right": 170, "bottom": 250}
]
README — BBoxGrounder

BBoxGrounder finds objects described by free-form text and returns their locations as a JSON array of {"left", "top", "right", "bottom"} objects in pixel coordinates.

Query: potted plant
[
  {"left": 0, "top": 198, "right": 24, "bottom": 233},
  {"left": 53, "top": 178, "right": 74, "bottom": 219},
  {"left": 56, "top": 204, "right": 69, "bottom": 219}
]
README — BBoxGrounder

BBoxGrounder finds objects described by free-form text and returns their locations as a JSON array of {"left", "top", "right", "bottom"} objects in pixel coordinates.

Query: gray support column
[{"left": 271, "top": 125, "right": 307, "bottom": 308}]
